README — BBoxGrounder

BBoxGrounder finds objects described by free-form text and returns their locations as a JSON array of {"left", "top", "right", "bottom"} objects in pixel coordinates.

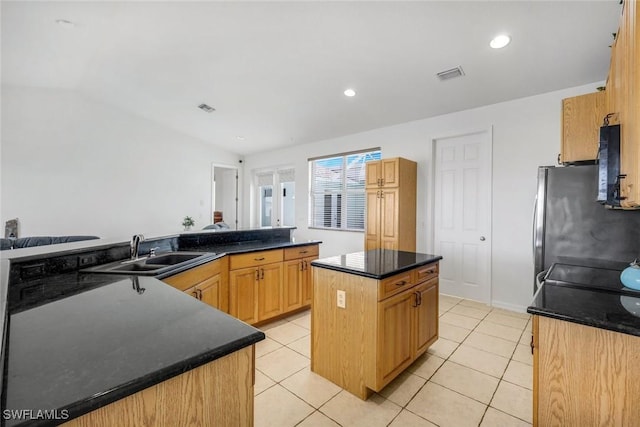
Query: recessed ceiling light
[
  {"left": 344, "top": 89, "right": 356, "bottom": 97},
  {"left": 490, "top": 34, "right": 511, "bottom": 49},
  {"left": 236, "top": 136, "right": 245, "bottom": 141},
  {"left": 55, "top": 19, "right": 76, "bottom": 29}
]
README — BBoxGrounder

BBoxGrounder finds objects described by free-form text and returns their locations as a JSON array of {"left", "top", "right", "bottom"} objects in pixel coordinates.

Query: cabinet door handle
[
  {"left": 191, "top": 290, "right": 199, "bottom": 299},
  {"left": 304, "top": 260, "right": 308, "bottom": 270},
  {"left": 426, "top": 269, "right": 435, "bottom": 274},
  {"left": 198, "top": 289, "right": 203, "bottom": 300},
  {"left": 255, "top": 269, "right": 260, "bottom": 281},
  {"left": 299, "top": 261, "right": 304, "bottom": 271},
  {"left": 413, "top": 292, "right": 419, "bottom": 307},
  {"left": 395, "top": 280, "right": 407, "bottom": 287},
  {"left": 530, "top": 334, "right": 535, "bottom": 355},
  {"left": 254, "top": 257, "right": 265, "bottom": 261},
  {"left": 380, "top": 191, "right": 384, "bottom": 199},
  {"left": 418, "top": 291, "right": 422, "bottom": 306},
  {"left": 299, "top": 250, "right": 308, "bottom": 254},
  {"left": 261, "top": 268, "right": 265, "bottom": 280}
]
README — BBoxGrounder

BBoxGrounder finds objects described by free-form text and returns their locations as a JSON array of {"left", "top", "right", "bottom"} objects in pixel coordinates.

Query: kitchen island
[
  {"left": 528, "top": 260, "right": 640, "bottom": 426},
  {"left": 310, "top": 249, "right": 442, "bottom": 400},
  {"left": 2, "top": 273, "right": 264, "bottom": 427},
  {"left": 1, "top": 227, "right": 319, "bottom": 426}
]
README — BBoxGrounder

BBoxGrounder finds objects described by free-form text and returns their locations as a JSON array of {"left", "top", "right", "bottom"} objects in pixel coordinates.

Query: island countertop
[
  {"left": 3, "top": 274, "right": 264, "bottom": 426},
  {"left": 311, "top": 249, "right": 442, "bottom": 279}
]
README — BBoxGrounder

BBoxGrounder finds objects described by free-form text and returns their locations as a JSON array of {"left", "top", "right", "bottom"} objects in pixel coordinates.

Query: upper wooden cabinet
[
  {"left": 366, "top": 158, "right": 407, "bottom": 188},
  {"left": 606, "top": 0, "right": 639, "bottom": 208},
  {"left": 560, "top": 91, "right": 608, "bottom": 163},
  {"left": 364, "top": 157, "right": 417, "bottom": 252}
]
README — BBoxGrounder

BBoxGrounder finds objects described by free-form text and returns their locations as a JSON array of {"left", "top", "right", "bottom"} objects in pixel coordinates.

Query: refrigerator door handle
[
  {"left": 532, "top": 195, "right": 538, "bottom": 258},
  {"left": 535, "top": 270, "right": 547, "bottom": 293}
]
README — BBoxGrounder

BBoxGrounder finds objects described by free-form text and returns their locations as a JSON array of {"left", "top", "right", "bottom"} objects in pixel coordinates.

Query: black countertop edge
[
  {"left": 526, "top": 306, "right": 640, "bottom": 338},
  {"left": 10, "top": 331, "right": 265, "bottom": 427},
  {"left": 184, "top": 240, "right": 322, "bottom": 255},
  {"left": 311, "top": 254, "right": 443, "bottom": 280}
]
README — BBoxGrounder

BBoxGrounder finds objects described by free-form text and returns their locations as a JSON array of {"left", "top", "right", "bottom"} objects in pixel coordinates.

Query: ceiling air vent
[
  {"left": 198, "top": 103, "right": 215, "bottom": 113},
  {"left": 436, "top": 66, "right": 465, "bottom": 81}
]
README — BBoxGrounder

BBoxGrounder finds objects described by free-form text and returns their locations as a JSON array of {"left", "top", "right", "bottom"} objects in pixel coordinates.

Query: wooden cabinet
[
  {"left": 560, "top": 91, "right": 608, "bottom": 163},
  {"left": 283, "top": 245, "right": 319, "bottom": 310},
  {"left": 311, "top": 261, "right": 439, "bottom": 399},
  {"left": 364, "top": 157, "right": 417, "bottom": 252},
  {"left": 63, "top": 345, "right": 255, "bottom": 427},
  {"left": 163, "top": 257, "right": 229, "bottom": 313},
  {"left": 229, "top": 249, "right": 284, "bottom": 325},
  {"left": 606, "top": 0, "right": 640, "bottom": 208},
  {"left": 366, "top": 158, "right": 402, "bottom": 188},
  {"left": 533, "top": 315, "right": 640, "bottom": 426}
]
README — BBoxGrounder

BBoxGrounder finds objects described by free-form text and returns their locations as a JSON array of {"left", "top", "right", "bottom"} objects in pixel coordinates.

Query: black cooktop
[{"left": 544, "top": 260, "right": 637, "bottom": 295}]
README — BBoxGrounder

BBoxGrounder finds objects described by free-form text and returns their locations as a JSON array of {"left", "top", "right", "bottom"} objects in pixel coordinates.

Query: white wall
[
  {"left": 242, "top": 82, "right": 603, "bottom": 311},
  {"left": 1, "top": 85, "right": 240, "bottom": 239}
]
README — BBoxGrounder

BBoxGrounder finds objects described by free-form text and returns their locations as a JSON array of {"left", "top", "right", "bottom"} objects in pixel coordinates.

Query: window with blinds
[{"left": 309, "top": 149, "right": 381, "bottom": 231}]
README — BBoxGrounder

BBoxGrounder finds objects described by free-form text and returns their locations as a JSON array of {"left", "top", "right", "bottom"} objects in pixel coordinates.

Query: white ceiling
[{"left": 1, "top": 1, "right": 622, "bottom": 155}]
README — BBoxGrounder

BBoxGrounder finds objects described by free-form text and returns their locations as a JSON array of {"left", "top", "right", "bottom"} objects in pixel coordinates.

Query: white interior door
[{"left": 433, "top": 129, "right": 492, "bottom": 302}]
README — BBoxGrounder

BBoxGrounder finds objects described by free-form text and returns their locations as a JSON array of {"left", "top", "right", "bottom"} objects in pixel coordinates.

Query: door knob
[{"left": 480, "top": 236, "right": 486, "bottom": 241}]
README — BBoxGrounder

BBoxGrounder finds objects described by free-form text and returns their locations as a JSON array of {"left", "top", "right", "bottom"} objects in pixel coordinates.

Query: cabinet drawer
[
  {"left": 413, "top": 263, "right": 438, "bottom": 284},
  {"left": 230, "top": 249, "right": 283, "bottom": 270},
  {"left": 379, "top": 271, "right": 414, "bottom": 301},
  {"left": 163, "top": 257, "right": 227, "bottom": 292},
  {"left": 284, "top": 244, "right": 319, "bottom": 261}
]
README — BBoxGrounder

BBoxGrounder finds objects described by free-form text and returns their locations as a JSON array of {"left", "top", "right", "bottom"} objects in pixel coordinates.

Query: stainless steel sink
[{"left": 81, "top": 251, "right": 217, "bottom": 276}]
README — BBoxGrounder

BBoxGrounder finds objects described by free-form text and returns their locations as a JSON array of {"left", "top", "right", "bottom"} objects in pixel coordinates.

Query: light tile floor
[{"left": 254, "top": 294, "right": 533, "bottom": 427}]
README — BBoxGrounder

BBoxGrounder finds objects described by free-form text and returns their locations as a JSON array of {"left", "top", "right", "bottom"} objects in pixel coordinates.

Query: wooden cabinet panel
[
  {"left": 301, "top": 256, "right": 314, "bottom": 305},
  {"left": 197, "top": 274, "right": 224, "bottom": 310},
  {"left": 163, "top": 257, "right": 229, "bottom": 313},
  {"left": 229, "top": 249, "right": 283, "bottom": 270},
  {"left": 561, "top": 91, "right": 608, "bottom": 163},
  {"left": 365, "top": 157, "right": 417, "bottom": 251},
  {"left": 377, "top": 290, "right": 414, "bottom": 386},
  {"left": 365, "top": 190, "right": 382, "bottom": 251},
  {"left": 607, "top": 0, "right": 639, "bottom": 208},
  {"left": 534, "top": 315, "right": 640, "bottom": 426},
  {"left": 414, "top": 278, "right": 438, "bottom": 357},
  {"left": 230, "top": 267, "right": 259, "bottom": 324},
  {"left": 63, "top": 346, "right": 255, "bottom": 427},
  {"left": 257, "top": 263, "right": 284, "bottom": 322},
  {"left": 379, "top": 271, "right": 413, "bottom": 301},
  {"left": 414, "top": 263, "right": 439, "bottom": 284},
  {"left": 283, "top": 259, "right": 304, "bottom": 312},
  {"left": 283, "top": 255, "right": 316, "bottom": 311},
  {"left": 284, "top": 245, "right": 319, "bottom": 261}
]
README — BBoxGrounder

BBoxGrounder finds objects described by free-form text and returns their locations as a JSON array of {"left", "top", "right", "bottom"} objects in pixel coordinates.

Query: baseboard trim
[{"left": 490, "top": 300, "right": 528, "bottom": 314}]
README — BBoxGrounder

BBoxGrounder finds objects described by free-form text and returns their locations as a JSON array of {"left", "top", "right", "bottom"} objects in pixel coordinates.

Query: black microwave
[{"left": 597, "top": 124, "right": 621, "bottom": 207}]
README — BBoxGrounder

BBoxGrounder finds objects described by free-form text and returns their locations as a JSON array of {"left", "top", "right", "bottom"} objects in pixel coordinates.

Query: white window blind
[{"left": 309, "top": 149, "right": 381, "bottom": 231}]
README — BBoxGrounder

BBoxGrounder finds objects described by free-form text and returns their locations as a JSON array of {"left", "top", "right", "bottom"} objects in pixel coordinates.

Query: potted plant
[{"left": 182, "top": 216, "right": 195, "bottom": 231}]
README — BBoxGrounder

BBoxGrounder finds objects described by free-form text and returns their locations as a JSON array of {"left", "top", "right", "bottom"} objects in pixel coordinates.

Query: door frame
[
  {"left": 428, "top": 126, "right": 493, "bottom": 303},
  {"left": 211, "top": 162, "right": 242, "bottom": 229}
]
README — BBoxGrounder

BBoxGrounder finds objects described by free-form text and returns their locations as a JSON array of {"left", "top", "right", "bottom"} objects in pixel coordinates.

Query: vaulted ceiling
[{"left": 1, "top": 1, "right": 621, "bottom": 155}]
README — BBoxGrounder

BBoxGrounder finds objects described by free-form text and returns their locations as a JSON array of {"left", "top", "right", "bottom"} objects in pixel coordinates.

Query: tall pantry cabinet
[{"left": 364, "top": 157, "right": 417, "bottom": 252}]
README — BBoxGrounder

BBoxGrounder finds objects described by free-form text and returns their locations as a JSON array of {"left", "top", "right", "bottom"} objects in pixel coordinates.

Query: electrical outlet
[{"left": 337, "top": 290, "right": 346, "bottom": 308}]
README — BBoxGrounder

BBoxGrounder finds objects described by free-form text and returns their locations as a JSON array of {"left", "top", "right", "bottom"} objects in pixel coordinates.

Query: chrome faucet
[{"left": 130, "top": 234, "right": 144, "bottom": 260}]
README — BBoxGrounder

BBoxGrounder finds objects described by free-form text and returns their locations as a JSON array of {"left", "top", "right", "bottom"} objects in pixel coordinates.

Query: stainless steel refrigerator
[{"left": 533, "top": 164, "right": 640, "bottom": 292}]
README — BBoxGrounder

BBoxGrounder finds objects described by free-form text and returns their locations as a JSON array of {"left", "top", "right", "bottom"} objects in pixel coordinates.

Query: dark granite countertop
[
  {"left": 311, "top": 249, "right": 442, "bottom": 279},
  {"left": 528, "top": 283, "right": 640, "bottom": 337},
  {"left": 2, "top": 274, "right": 264, "bottom": 426},
  {"left": 527, "top": 260, "right": 640, "bottom": 337}
]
